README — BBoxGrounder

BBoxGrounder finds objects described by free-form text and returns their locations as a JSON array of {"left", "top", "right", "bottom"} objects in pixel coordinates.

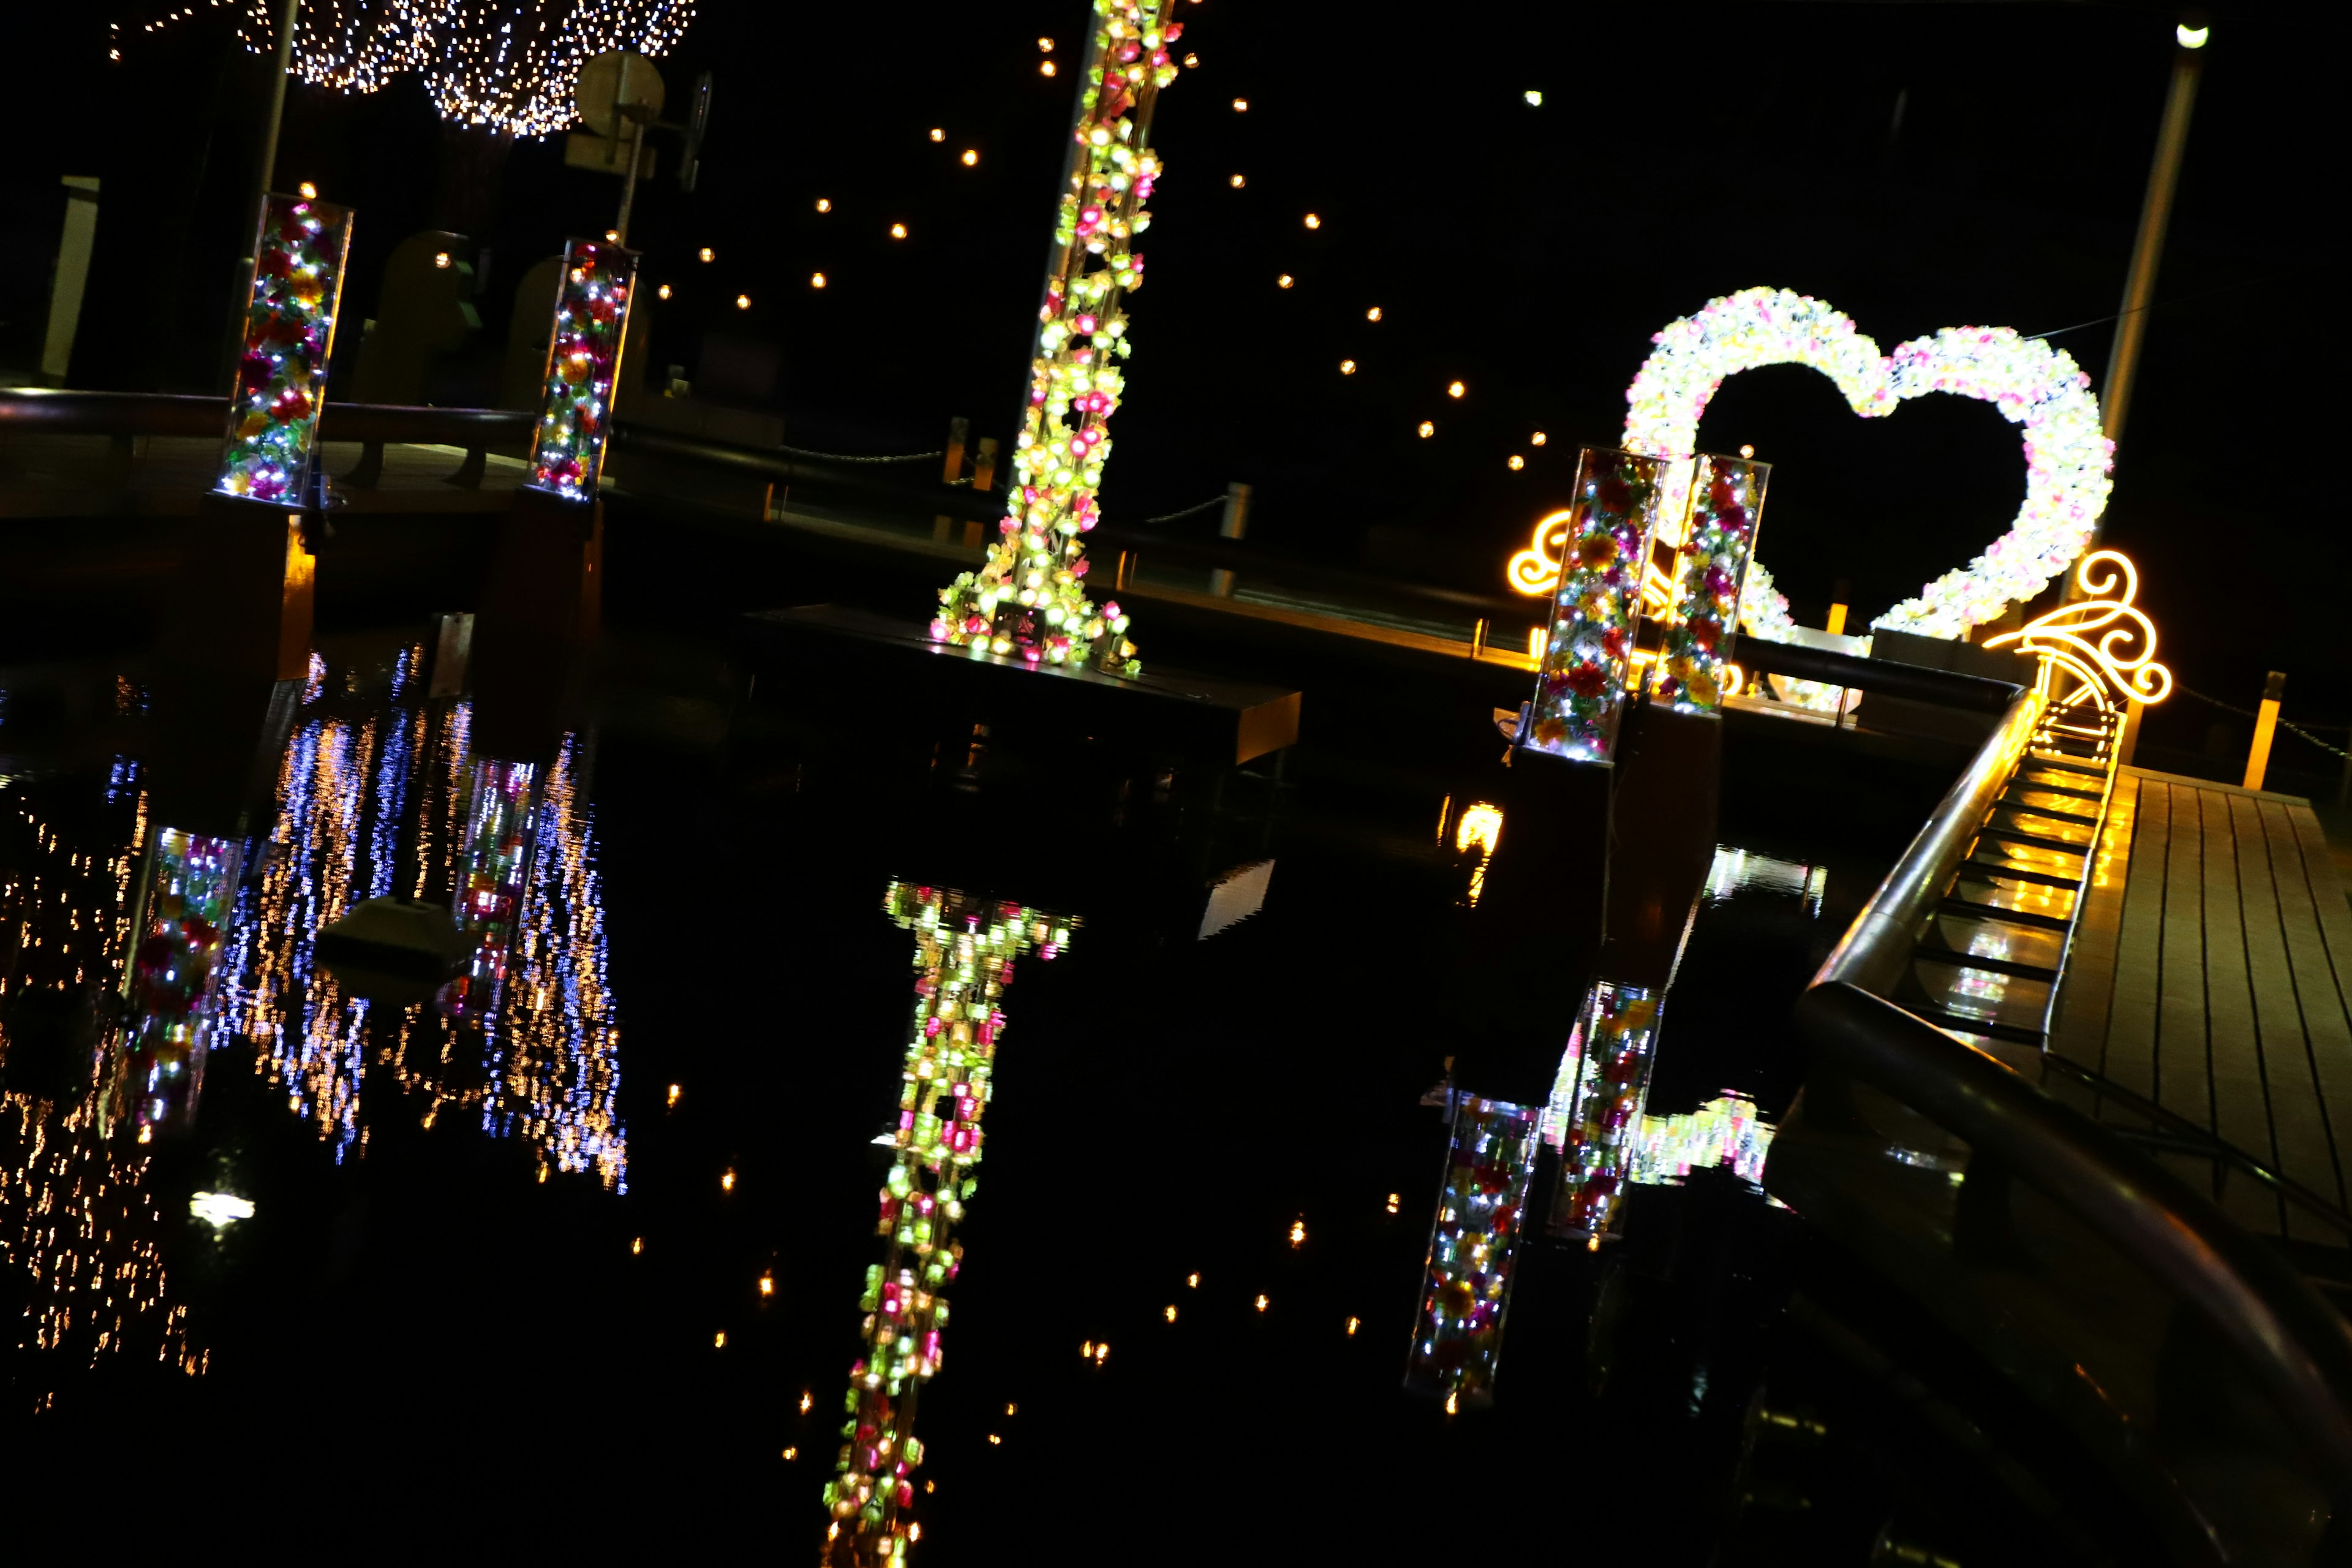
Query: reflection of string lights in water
[
  {"left": 824, "top": 883, "right": 1075, "bottom": 1561},
  {"left": 1404, "top": 1096, "right": 1541, "bottom": 1410},
  {"left": 197, "top": 672, "right": 625, "bottom": 1184},
  {"left": 1, "top": 780, "right": 200, "bottom": 1402},
  {"left": 479, "top": 737, "right": 627, "bottom": 1189},
  {"left": 221, "top": 705, "right": 396, "bottom": 1159}
]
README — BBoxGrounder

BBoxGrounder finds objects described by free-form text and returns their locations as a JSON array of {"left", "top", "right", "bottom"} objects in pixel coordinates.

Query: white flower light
[{"left": 1621, "top": 286, "right": 2112, "bottom": 643}]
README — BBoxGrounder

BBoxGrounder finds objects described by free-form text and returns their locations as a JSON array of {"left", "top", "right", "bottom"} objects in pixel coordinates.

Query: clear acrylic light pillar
[
  {"left": 1520, "top": 449, "right": 1679, "bottom": 763},
  {"left": 526, "top": 238, "right": 639, "bottom": 500},
  {"left": 216, "top": 192, "right": 355, "bottom": 505},
  {"left": 1548, "top": 979, "right": 1662, "bottom": 1242},
  {"left": 1653, "top": 454, "right": 1771, "bottom": 715},
  {"left": 1404, "top": 1095, "right": 1543, "bottom": 1410}
]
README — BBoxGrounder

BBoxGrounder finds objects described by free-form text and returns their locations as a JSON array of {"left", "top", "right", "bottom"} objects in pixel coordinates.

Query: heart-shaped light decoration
[{"left": 1622, "top": 287, "right": 2113, "bottom": 641}]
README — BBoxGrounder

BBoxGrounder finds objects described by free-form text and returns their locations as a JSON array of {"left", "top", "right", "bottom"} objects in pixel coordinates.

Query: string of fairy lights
[{"left": 109, "top": 0, "right": 695, "bottom": 135}]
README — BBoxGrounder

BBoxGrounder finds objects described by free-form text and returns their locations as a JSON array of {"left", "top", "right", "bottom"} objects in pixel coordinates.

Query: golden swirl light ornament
[
  {"left": 1981, "top": 549, "right": 2172, "bottom": 714},
  {"left": 1508, "top": 507, "right": 1677, "bottom": 611}
]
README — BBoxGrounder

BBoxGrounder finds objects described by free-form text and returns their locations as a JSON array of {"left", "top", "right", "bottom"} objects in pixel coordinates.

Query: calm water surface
[{"left": 0, "top": 644, "right": 1923, "bottom": 1557}]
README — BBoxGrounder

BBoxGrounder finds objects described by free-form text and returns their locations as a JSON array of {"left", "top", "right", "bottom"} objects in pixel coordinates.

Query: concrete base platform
[{"left": 736, "top": 604, "right": 1302, "bottom": 768}]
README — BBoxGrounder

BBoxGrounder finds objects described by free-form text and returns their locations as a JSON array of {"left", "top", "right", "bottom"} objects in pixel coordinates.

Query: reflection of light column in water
[
  {"left": 1404, "top": 1096, "right": 1542, "bottom": 1411},
  {"left": 1627, "top": 1094, "right": 1772, "bottom": 1188},
  {"left": 115, "top": 827, "right": 245, "bottom": 1141},
  {"left": 1547, "top": 982, "right": 1660, "bottom": 1242},
  {"left": 448, "top": 756, "right": 540, "bottom": 1020},
  {"left": 823, "top": 883, "right": 1075, "bottom": 1562}
]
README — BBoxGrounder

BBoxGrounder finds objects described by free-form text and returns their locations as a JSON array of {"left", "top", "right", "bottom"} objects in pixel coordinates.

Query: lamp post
[{"left": 2101, "top": 12, "right": 2208, "bottom": 449}]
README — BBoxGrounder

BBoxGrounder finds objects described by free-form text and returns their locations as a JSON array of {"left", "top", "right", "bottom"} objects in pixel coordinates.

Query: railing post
[
  {"left": 2119, "top": 696, "right": 2145, "bottom": 769},
  {"left": 1209, "top": 480, "right": 1250, "bottom": 598},
  {"left": 2244, "top": 670, "right": 2285, "bottom": 791},
  {"left": 971, "top": 436, "right": 998, "bottom": 492},
  {"left": 941, "top": 416, "right": 968, "bottom": 484},
  {"left": 1825, "top": 577, "right": 1850, "bottom": 638}
]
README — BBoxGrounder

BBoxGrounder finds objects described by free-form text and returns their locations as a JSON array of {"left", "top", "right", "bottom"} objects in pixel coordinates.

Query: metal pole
[
  {"left": 614, "top": 134, "right": 646, "bottom": 246},
  {"left": 225, "top": 0, "right": 299, "bottom": 381},
  {"left": 2101, "top": 26, "right": 2205, "bottom": 450}
]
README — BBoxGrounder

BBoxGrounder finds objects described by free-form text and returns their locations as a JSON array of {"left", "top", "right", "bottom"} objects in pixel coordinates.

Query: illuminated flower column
[
  {"left": 930, "top": 0, "right": 1187, "bottom": 674},
  {"left": 115, "top": 829, "right": 246, "bottom": 1142},
  {"left": 216, "top": 193, "right": 355, "bottom": 504},
  {"left": 1547, "top": 981, "right": 1660, "bottom": 1242},
  {"left": 526, "top": 239, "right": 638, "bottom": 500},
  {"left": 1404, "top": 1096, "right": 1542, "bottom": 1411},
  {"left": 1653, "top": 454, "right": 1770, "bottom": 714},
  {"left": 1520, "top": 449, "right": 1677, "bottom": 763},
  {"left": 824, "top": 884, "right": 1077, "bottom": 1560}
]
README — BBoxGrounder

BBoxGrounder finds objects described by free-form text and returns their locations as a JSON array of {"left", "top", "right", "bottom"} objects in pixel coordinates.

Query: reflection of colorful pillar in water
[
  {"left": 447, "top": 757, "right": 541, "bottom": 1020},
  {"left": 113, "top": 828, "right": 245, "bottom": 1141},
  {"left": 1547, "top": 981, "right": 1661, "bottom": 1242},
  {"left": 1521, "top": 449, "right": 1678, "bottom": 764},
  {"left": 1403, "top": 1096, "right": 1542, "bottom": 1411},
  {"left": 1652, "top": 455, "right": 1770, "bottom": 715},
  {"left": 824, "top": 884, "right": 1076, "bottom": 1563}
]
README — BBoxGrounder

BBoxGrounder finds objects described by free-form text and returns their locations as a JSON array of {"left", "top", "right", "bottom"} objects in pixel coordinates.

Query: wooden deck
[{"left": 2049, "top": 766, "right": 2352, "bottom": 1242}]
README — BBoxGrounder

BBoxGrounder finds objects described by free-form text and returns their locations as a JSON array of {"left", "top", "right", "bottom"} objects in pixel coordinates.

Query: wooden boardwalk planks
[
  {"left": 2158, "top": 781, "right": 2209, "bottom": 1127},
  {"left": 2104, "top": 775, "right": 2169, "bottom": 1096},
  {"left": 2199, "top": 789, "right": 2280, "bottom": 1234},
  {"left": 2049, "top": 773, "right": 2136, "bottom": 1070},
  {"left": 2049, "top": 766, "right": 2352, "bottom": 1240}
]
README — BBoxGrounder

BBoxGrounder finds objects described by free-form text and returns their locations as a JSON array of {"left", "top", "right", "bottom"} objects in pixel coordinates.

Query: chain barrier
[
  {"left": 2182, "top": 686, "right": 2351, "bottom": 763},
  {"left": 776, "top": 444, "right": 944, "bottom": 465},
  {"left": 1134, "top": 495, "right": 1229, "bottom": 526}
]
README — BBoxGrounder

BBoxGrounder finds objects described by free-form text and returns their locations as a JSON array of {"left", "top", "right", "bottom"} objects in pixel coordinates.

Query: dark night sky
[{"left": 6, "top": 0, "right": 2346, "bottom": 756}]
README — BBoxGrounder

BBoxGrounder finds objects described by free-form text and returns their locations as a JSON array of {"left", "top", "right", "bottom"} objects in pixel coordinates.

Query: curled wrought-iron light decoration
[{"left": 1983, "top": 549, "right": 2173, "bottom": 714}]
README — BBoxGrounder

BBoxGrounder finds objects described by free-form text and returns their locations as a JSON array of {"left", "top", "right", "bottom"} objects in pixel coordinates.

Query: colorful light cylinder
[
  {"left": 1404, "top": 1095, "right": 1542, "bottom": 1410},
  {"left": 824, "top": 883, "right": 1077, "bottom": 1560},
  {"left": 117, "top": 827, "right": 245, "bottom": 1140},
  {"left": 1654, "top": 454, "right": 1770, "bottom": 715},
  {"left": 1547, "top": 980, "right": 1661, "bottom": 1241},
  {"left": 216, "top": 193, "right": 354, "bottom": 505},
  {"left": 526, "top": 238, "right": 638, "bottom": 500},
  {"left": 930, "top": 0, "right": 1187, "bottom": 675},
  {"left": 1521, "top": 448, "right": 1678, "bottom": 763}
]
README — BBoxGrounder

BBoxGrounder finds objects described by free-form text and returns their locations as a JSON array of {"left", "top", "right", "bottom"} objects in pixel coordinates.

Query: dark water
[{"left": 0, "top": 642, "right": 1963, "bottom": 1558}]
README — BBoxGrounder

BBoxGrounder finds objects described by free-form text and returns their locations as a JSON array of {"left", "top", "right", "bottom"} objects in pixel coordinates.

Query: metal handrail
[
  {"left": 1801, "top": 690, "right": 2352, "bottom": 1494},
  {"left": 1737, "top": 638, "right": 2024, "bottom": 715},
  {"left": 1815, "top": 687, "right": 2043, "bottom": 997},
  {"left": 0, "top": 387, "right": 533, "bottom": 445}
]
